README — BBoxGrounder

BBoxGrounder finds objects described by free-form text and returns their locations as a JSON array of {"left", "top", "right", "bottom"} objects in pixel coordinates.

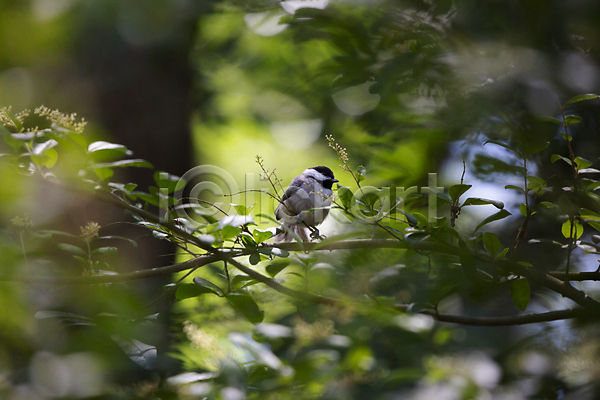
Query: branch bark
[
  {"left": 549, "top": 271, "right": 600, "bottom": 281},
  {"left": 0, "top": 254, "right": 221, "bottom": 284},
  {"left": 418, "top": 308, "right": 588, "bottom": 326}
]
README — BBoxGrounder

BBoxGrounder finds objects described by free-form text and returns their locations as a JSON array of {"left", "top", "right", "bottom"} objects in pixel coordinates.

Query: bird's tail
[{"left": 274, "top": 224, "right": 310, "bottom": 243}]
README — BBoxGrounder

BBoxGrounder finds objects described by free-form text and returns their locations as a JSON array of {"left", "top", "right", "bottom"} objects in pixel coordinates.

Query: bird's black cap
[{"left": 310, "top": 166, "right": 336, "bottom": 181}]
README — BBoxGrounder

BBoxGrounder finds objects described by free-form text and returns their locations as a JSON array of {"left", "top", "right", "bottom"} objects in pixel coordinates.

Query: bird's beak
[{"left": 332, "top": 179, "right": 339, "bottom": 183}]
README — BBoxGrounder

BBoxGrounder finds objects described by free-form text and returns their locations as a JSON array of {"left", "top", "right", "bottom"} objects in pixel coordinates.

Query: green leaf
[
  {"left": 88, "top": 141, "right": 132, "bottom": 161},
  {"left": 496, "top": 248, "right": 509, "bottom": 260},
  {"left": 529, "top": 238, "right": 566, "bottom": 247},
  {"left": 462, "top": 198, "right": 504, "bottom": 209},
  {"left": 154, "top": 171, "right": 181, "bottom": 194},
  {"left": 176, "top": 283, "right": 219, "bottom": 300},
  {"left": 561, "top": 219, "right": 584, "bottom": 239},
  {"left": 432, "top": 216, "right": 448, "bottom": 227},
  {"left": 249, "top": 252, "right": 262, "bottom": 265},
  {"left": 221, "top": 225, "right": 243, "bottom": 242},
  {"left": 428, "top": 188, "right": 452, "bottom": 204},
  {"left": 226, "top": 293, "right": 264, "bottom": 324},
  {"left": 563, "top": 115, "right": 581, "bottom": 125},
  {"left": 579, "top": 209, "right": 600, "bottom": 219},
  {"left": 72, "top": 255, "right": 90, "bottom": 265},
  {"left": 517, "top": 262, "right": 532, "bottom": 267},
  {"left": 526, "top": 176, "right": 546, "bottom": 192},
  {"left": 239, "top": 232, "right": 256, "bottom": 248},
  {"left": 399, "top": 210, "right": 418, "bottom": 227},
  {"left": 92, "top": 246, "right": 118, "bottom": 257},
  {"left": 92, "top": 159, "right": 153, "bottom": 169},
  {"left": 192, "top": 277, "right": 223, "bottom": 296},
  {"left": 34, "top": 311, "right": 92, "bottom": 321},
  {"left": 31, "top": 148, "right": 58, "bottom": 168},
  {"left": 232, "top": 275, "right": 259, "bottom": 290},
  {"left": 586, "top": 220, "right": 600, "bottom": 232},
  {"left": 474, "top": 209, "right": 511, "bottom": 232},
  {"left": 2, "top": 133, "right": 23, "bottom": 150},
  {"left": 218, "top": 215, "right": 254, "bottom": 230},
  {"left": 505, "top": 185, "right": 525, "bottom": 193},
  {"left": 261, "top": 247, "right": 289, "bottom": 258},
  {"left": 483, "top": 232, "right": 501, "bottom": 257},
  {"left": 578, "top": 242, "right": 599, "bottom": 254},
  {"left": 37, "top": 230, "right": 80, "bottom": 240},
  {"left": 92, "top": 166, "right": 114, "bottom": 181},
  {"left": 88, "top": 141, "right": 129, "bottom": 153},
  {"left": 32, "top": 139, "right": 58, "bottom": 155},
  {"left": 404, "top": 231, "right": 430, "bottom": 242},
  {"left": 535, "top": 116, "right": 563, "bottom": 125},
  {"left": 561, "top": 132, "right": 573, "bottom": 141},
  {"left": 58, "top": 243, "right": 88, "bottom": 258},
  {"left": 550, "top": 154, "right": 572, "bottom": 166},
  {"left": 266, "top": 259, "right": 291, "bottom": 277},
  {"left": 356, "top": 165, "right": 366, "bottom": 182},
  {"left": 510, "top": 279, "right": 530, "bottom": 311},
  {"left": 484, "top": 139, "right": 520, "bottom": 155},
  {"left": 525, "top": 140, "right": 549, "bottom": 155},
  {"left": 97, "top": 235, "right": 138, "bottom": 247},
  {"left": 232, "top": 204, "right": 248, "bottom": 215},
  {"left": 449, "top": 184, "right": 471, "bottom": 203},
  {"left": 579, "top": 168, "right": 600, "bottom": 174},
  {"left": 357, "top": 191, "right": 380, "bottom": 212},
  {"left": 133, "top": 192, "right": 159, "bottom": 207},
  {"left": 580, "top": 179, "right": 600, "bottom": 190},
  {"left": 252, "top": 229, "right": 273, "bottom": 244},
  {"left": 337, "top": 185, "right": 354, "bottom": 210},
  {"left": 411, "top": 212, "right": 428, "bottom": 227},
  {"left": 10, "top": 131, "right": 44, "bottom": 142},
  {"left": 580, "top": 209, "right": 600, "bottom": 232},
  {"left": 111, "top": 335, "right": 156, "bottom": 370},
  {"left": 565, "top": 93, "right": 600, "bottom": 106},
  {"left": 108, "top": 182, "right": 137, "bottom": 196},
  {"left": 519, "top": 203, "right": 528, "bottom": 217},
  {"left": 152, "top": 231, "right": 169, "bottom": 239},
  {"left": 536, "top": 201, "right": 557, "bottom": 209},
  {"left": 574, "top": 157, "right": 593, "bottom": 170}
]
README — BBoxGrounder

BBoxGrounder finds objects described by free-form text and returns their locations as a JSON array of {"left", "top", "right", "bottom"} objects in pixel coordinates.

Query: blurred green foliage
[{"left": 3, "top": 1, "right": 600, "bottom": 400}]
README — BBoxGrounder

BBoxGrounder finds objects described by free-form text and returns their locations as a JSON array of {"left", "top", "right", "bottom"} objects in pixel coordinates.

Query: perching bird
[{"left": 274, "top": 166, "right": 338, "bottom": 242}]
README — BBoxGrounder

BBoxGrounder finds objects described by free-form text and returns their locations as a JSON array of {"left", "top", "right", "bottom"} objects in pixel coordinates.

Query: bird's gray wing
[{"left": 275, "top": 184, "right": 311, "bottom": 221}]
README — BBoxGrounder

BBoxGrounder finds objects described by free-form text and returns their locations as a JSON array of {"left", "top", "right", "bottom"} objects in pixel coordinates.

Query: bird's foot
[{"left": 310, "top": 228, "right": 326, "bottom": 241}]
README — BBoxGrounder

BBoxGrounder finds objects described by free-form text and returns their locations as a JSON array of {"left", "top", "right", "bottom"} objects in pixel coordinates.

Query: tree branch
[
  {"left": 549, "top": 271, "right": 600, "bottom": 281},
  {"left": 418, "top": 308, "right": 588, "bottom": 326},
  {"left": 502, "top": 260, "right": 600, "bottom": 311},
  {"left": 27, "top": 179, "right": 600, "bottom": 316},
  {"left": 0, "top": 254, "right": 222, "bottom": 284},
  {"left": 266, "top": 239, "right": 459, "bottom": 255}
]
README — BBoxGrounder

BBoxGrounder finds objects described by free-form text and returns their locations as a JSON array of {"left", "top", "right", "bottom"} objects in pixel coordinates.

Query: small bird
[{"left": 275, "top": 166, "right": 338, "bottom": 242}]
